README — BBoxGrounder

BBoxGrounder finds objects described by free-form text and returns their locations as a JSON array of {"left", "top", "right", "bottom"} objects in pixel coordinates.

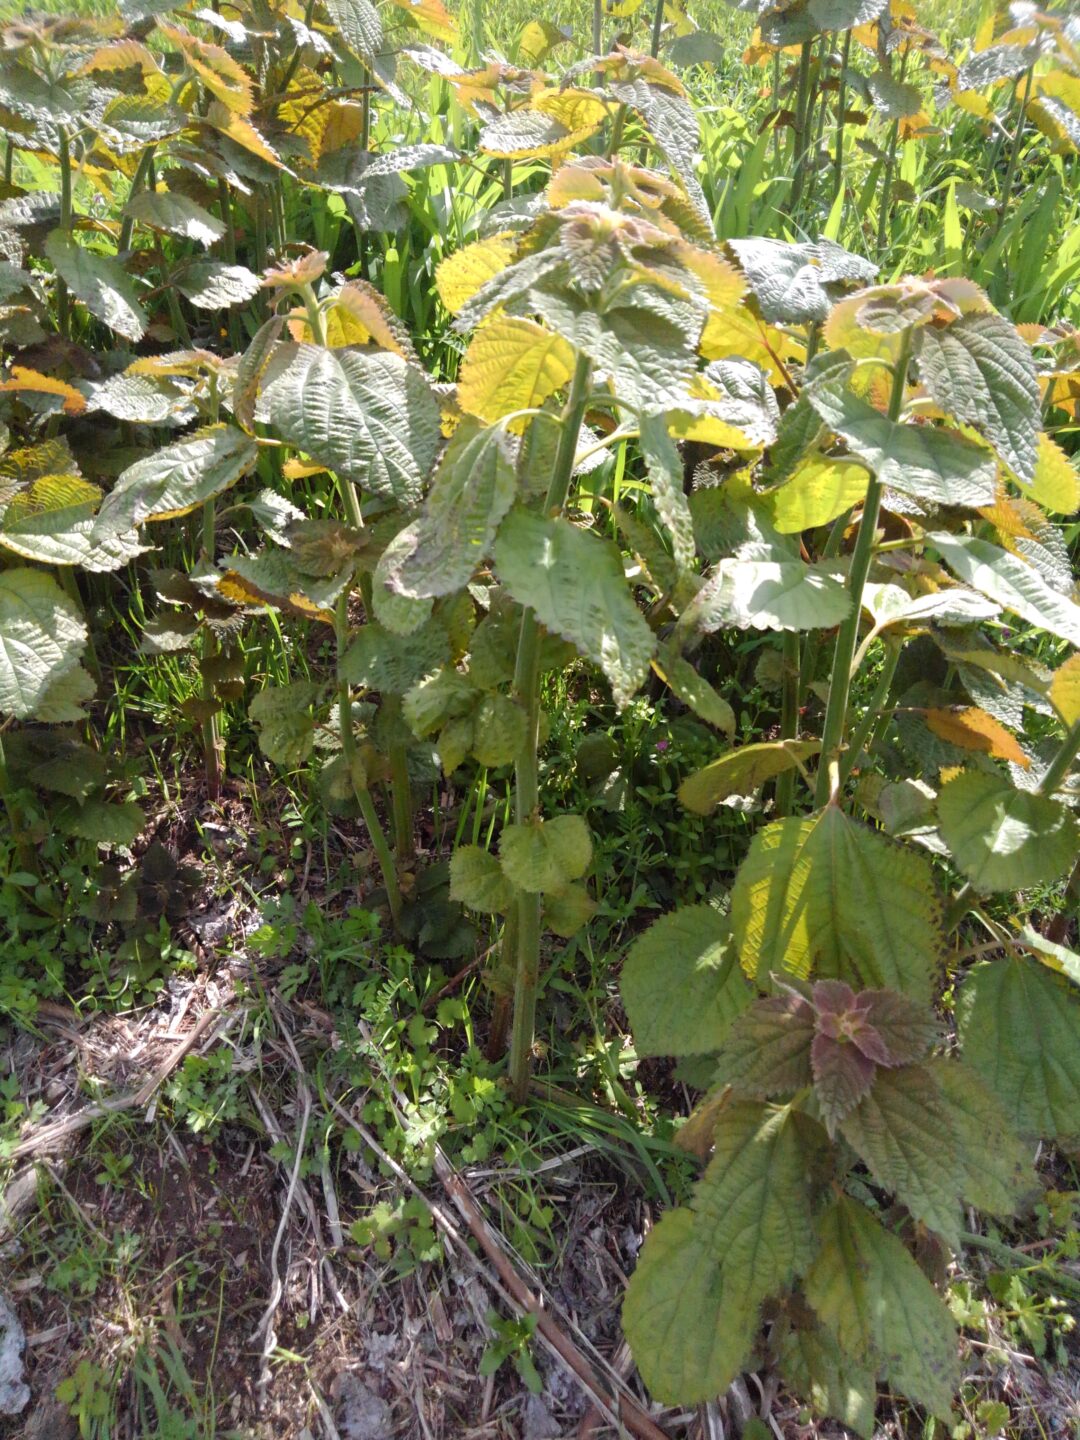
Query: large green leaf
[
  {"left": 449, "top": 844, "right": 515, "bottom": 914},
  {"left": 622, "top": 1208, "right": 752, "bottom": 1405},
  {"left": 123, "top": 190, "right": 225, "bottom": 247},
  {"left": 621, "top": 905, "right": 752, "bottom": 1057},
  {"left": 498, "top": 813, "right": 591, "bottom": 894},
  {"left": 916, "top": 313, "right": 1040, "bottom": 482},
  {"left": 713, "top": 996, "right": 815, "bottom": 1096},
  {"left": 387, "top": 420, "right": 516, "bottom": 599},
  {"left": 248, "top": 681, "right": 319, "bottom": 767},
  {"left": 43, "top": 229, "right": 146, "bottom": 342},
  {"left": 957, "top": 959, "right": 1080, "bottom": 1142},
  {"left": 937, "top": 768, "right": 1078, "bottom": 891},
  {"left": 638, "top": 412, "right": 695, "bottom": 570},
  {"left": 0, "top": 474, "right": 145, "bottom": 572},
  {"left": 175, "top": 261, "right": 261, "bottom": 309},
  {"left": 805, "top": 1196, "right": 959, "bottom": 1417},
  {"left": 340, "top": 620, "right": 449, "bottom": 696},
  {"left": 261, "top": 344, "right": 441, "bottom": 504},
  {"left": 0, "top": 567, "right": 86, "bottom": 720},
  {"left": 94, "top": 425, "right": 258, "bottom": 533},
  {"left": 654, "top": 642, "right": 735, "bottom": 736},
  {"left": 730, "top": 808, "right": 941, "bottom": 1003},
  {"left": 928, "top": 1059, "right": 1036, "bottom": 1216},
  {"left": 693, "top": 1103, "right": 821, "bottom": 1311},
  {"left": 928, "top": 533, "right": 1080, "bottom": 647},
  {"left": 493, "top": 509, "right": 655, "bottom": 708},
  {"left": 807, "top": 386, "right": 996, "bottom": 507},
  {"left": 683, "top": 557, "right": 850, "bottom": 633},
  {"left": 763, "top": 457, "right": 870, "bottom": 534},
  {"left": 728, "top": 236, "right": 876, "bottom": 325},
  {"left": 774, "top": 1308, "right": 876, "bottom": 1440}
]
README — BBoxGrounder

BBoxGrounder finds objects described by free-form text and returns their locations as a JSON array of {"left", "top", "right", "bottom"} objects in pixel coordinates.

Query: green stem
[
  {"left": 57, "top": 128, "right": 72, "bottom": 339},
  {"left": 607, "top": 104, "right": 627, "bottom": 158},
  {"left": 336, "top": 589, "right": 403, "bottom": 930},
  {"left": 592, "top": 0, "right": 602, "bottom": 56},
  {"left": 155, "top": 236, "right": 194, "bottom": 347},
  {"left": 3, "top": 138, "right": 12, "bottom": 185},
  {"left": 1038, "top": 718, "right": 1080, "bottom": 796},
  {"left": 0, "top": 731, "right": 37, "bottom": 877},
  {"left": 385, "top": 696, "right": 414, "bottom": 865},
  {"left": 201, "top": 498, "right": 223, "bottom": 801},
  {"left": 649, "top": 0, "right": 664, "bottom": 58},
  {"left": 217, "top": 178, "right": 245, "bottom": 348},
  {"left": 838, "top": 641, "right": 899, "bottom": 785},
  {"left": 833, "top": 28, "right": 852, "bottom": 201},
  {"left": 875, "top": 118, "right": 901, "bottom": 252},
  {"left": 992, "top": 64, "right": 1035, "bottom": 240},
  {"left": 814, "top": 333, "right": 910, "bottom": 807},
  {"left": 789, "top": 41, "right": 814, "bottom": 211},
  {"left": 117, "top": 145, "right": 157, "bottom": 254},
  {"left": 508, "top": 352, "right": 592, "bottom": 1105},
  {"left": 774, "top": 631, "right": 801, "bottom": 817}
]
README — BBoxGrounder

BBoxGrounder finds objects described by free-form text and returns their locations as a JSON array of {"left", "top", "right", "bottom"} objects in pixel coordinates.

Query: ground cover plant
[{"left": 0, "top": 0, "right": 1079, "bottom": 1435}]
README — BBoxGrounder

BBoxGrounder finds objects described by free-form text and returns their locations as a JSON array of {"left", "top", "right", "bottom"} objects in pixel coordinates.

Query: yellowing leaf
[
  {"left": 532, "top": 86, "right": 611, "bottom": 133},
  {"left": 386, "top": 0, "right": 457, "bottom": 42},
  {"left": 205, "top": 102, "right": 283, "bottom": 168},
  {"left": 158, "top": 22, "right": 253, "bottom": 115},
  {"left": 0, "top": 366, "right": 86, "bottom": 415},
  {"left": 1022, "top": 432, "right": 1080, "bottom": 514},
  {"left": 436, "top": 236, "right": 517, "bottom": 316},
  {"left": 457, "top": 315, "right": 576, "bottom": 429},
  {"left": 925, "top": 706, "right": 1029, "bottom": 767},
  {"left": 763, "top": 457, "right": 870, "bottom": 533},
  {"left": 1050, "top": 653, "right": 1080, "bottom": 726}
]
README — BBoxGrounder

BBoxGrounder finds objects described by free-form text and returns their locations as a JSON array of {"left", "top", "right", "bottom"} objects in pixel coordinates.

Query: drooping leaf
[
  {"left": 43, "top": 229, "right": 146, "bottom": 342},
  {"left": 928, "top": 1059, "right": 1036, "bottom": 1217},
  {"left": 68, "top": 800, "right": 145, "bottom": 849},
  {"left": 340, "top": 620, "right": 450, "bottom": 696},
  {"left": 543, "top": 882, "right": 596, "bottom": 937},
  {"left": 1049, "top": 652, "right": 1080, "bottom": 726},
  {"left": 94, "top": 425, "right": 258, "bottom": 533},
  {"left": 471, "top": 693, "right": 528, "bottom": 768},
  {"left": 1022, "top": 432, "right": 1080, "bottom": 514},
  {"left": 387, "top": 421, "right": 517, "bottom": 600},
  {"left": 123, "top": 189, "right": 226, "bottom": 246},
  {"left": 929, "top": 532, "right": 1080, "bottom": 647},
  {"left": 924, "top": 706, "right": 1028, "bottom": 766},
  {"left": 622, "top": 905, "right": 752, "bottom": 1057},
  {"left": 807, "top": 386, "right": 997, "bottom": 507},
  {"left": 774, "top": 1308, "right": 876, "bottom": 1440},
  {"left": 937, "top": 768, "right": 1077, "bottom": 892},
  {"left": 957, "top": 959, "right": 1080, "bottom": 1143},
  {"left": 494, "top": 509, "right": 655, "bottom": 708},
  {"left": 679, "top": 740, "right": 820, "bottom": 813},
  {"left": 175, "top": 261, "right": 262, "bottom": 309},
  {"left": 728, "top": 236, "right": 876, "bottom": 325},
  {"left": 730, "top": 808, "right": 942, "bottom": 1002},
  {"left": 916, "top": 313, "right": 1040, "bottom": 482},
  {"left": 804, "top": 1195, "right": 960, "bottom": 1417},
  {"left": 260, "top": 344, "right": 441, "bottom": 504},
  {"left": 653, "top": 642, "right": 734, "bottom": 736},
  {"left": 0, "top": 567, "right": 87, "bottom": 720}
]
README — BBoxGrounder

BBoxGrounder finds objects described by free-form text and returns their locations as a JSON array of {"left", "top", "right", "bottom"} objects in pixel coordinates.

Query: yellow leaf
[
  {"left": 127, "top": 350, "right": 221, "bottom": 377},
  {"left": 205, "top": 102, "right": 283, "bottom": 168},
  {"left": 282, "top": 458, "right": 328, "bottom": 480},
  {"left": 457, "top": 315, "right": 576, "bottom": 429},
  {"left": 158, "top": 22, "right": 253, "bottom": 115},
  {"left": 517, "top": 20, "right": 569, "bottom": 67},
  {"left": 1039, "top": 67, "right": 1080, "bottom": 112},
  {"left": 216, "top": 571, "right": 333, "bottom": 622},
  {"left": 925, "top": 707, "right": 1030, "bottom": 767},
  {"left": 532, "top": 86, "right": 611, "bottom": 133},
  {"left": 386, "top": 0, "right": 457, "bottom": 42},
  {"left": 318, "top": 101, "right": 366, "bottom": 159},
  {"left": 763, "top": 457, "right": 870, "bottom": 533},
  {"left": 76, "top": 39, "right": 159, "bottom": 76},
  {"left": 0, "top": 367, "right": 86, "bottom": 415},
  {"left": 1049, "top": 653, "right": 1080, "bottom": 727},
  {"left": 288, "top": 281, "right": 412, "bottom": 356},
  {"left": 435, "top": 235, "right": 517, "bottom": 315},
  {"left": 1021, "top": 432, "right": 1080, "bottom": 514}
]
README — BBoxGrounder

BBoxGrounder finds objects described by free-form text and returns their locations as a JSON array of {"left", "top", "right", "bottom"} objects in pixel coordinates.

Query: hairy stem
[
  {"left": 336, "top": 589, "right": 403, "bottom": 930},
  {"left": 385, "top": 695, "right": 415, "bottom": 864},
  {"left": 814, "top": 333, "right": 910, "bottom": 807},
  {"left": 774, "top": 631, "right": 801, "bottom": 817},
  {"left": 789, "top": 42, "right": 814, "bottom": 211},
  {"left": 508, "top": 352, "right": 592, "bottom": 1104},
  {"left": 838, "top": 640, "right": 900, "bottom": 785},
  {"left": 1038, "top": 717, "right": 1080, "bottom": 797},
  {"left": 993, "top": 64, "right": 1035, "bottom": 240},
  {"left": 832, "top": 29, "right": 852, "bottom": 201},
  {"left": 117, "top": 144, "right": 157, "bottom": 254}
]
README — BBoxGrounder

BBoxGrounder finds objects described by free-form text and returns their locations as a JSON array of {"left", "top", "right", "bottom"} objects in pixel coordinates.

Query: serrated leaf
[
  {"left": 731, "top": 808, "right": 941, "bottom": 1003},
  {"left": 1022, "top": 432, "right": 1080, "bottom": 514},
  {"left": 471, "top": 694, "right": 527, "bottom": 768},
  {"left": 458, "top": 315, "right": 576, "bottom": 428},
  {"left": 623, "top": 1208, "right": 752, "bottom": 1405},
  {"left": 638, "top": 411, "right": 695, "bottom": 569},
  {"left": 929, "top": 532, "right": 1080, "bottom": 646},
  {"left": 94, "top": 425, "right": 257, "bottom": 532},
  {"left": 683, "top": 558, "right": 851, "bottom": 634},
  {"left": 867, "top": 70, "right": 923, "bottom": 120},
  {"left": 925, "top": 706, "right": 1028, "bottom": 766},
  {"left": 775, "top": 1309, "right": 876, "bottom": 1440},
  {"left": 68, "top": 799, "right": 144, "bottom": 849},
  {"left": 386, "top": 422, "right": 517, "bottom": 603},
  {"left": 435, "top": 236, "right": 517, "bottom": 316},
  {"left": 805, "top": 1196, "right": 960, "bottom": 1416},
  {"left": 402, "top": 666, "right": 476, "bottom": 737},
  {"left": 694, "top": 1102, "right": 820, "bottom": 1311},
  {"left": 0, "top": 366, "right": 86, "bottom": 416},
  {"left": 728, "top": 236, "right": 876, "bottom": 325},
  {"left": 928, "top": 1059, "right": 1036, "bottom": 1216},
  {"left": 494, "top": 510, "right": 655, "bottom": 708},
  {"left": 1049, "top": 652, "right": 1080, "bottom": 726},
  {"left": 124, "top": 189, "right": 226, "bottom": 246},
  {"left": 763, "top": 457, "right": 870, "bottom": 534},
  {"left": 249, "top": 681, "right": 318, "bottom": 767},
  {"left": 679, "top": 740, "right": 820, "bottom": 813},
  {"left": 937, "top": 768, "right": 1077, "bottom": 891},
  {"left": 499, "top": 813, "right": 591, "bottom": 894},
  {"left": 218, "top": 548, "right": 347, "bottom": 620},
  {"left": 44, "top": 229, "right": 146, "bottom": 342},
  {"left": 341, "top": 621, "right": 450, "bottom": 696},
  {"left": 807, "top": 386, "right": 996, "bottom": 507},
  {"left": 449, "top": 844, "right": 515, "bottom": 914},
  {"left": 175, "top": 261, "right": 261, "bottom": 309},
  {"left": 260, "top": 344, "right": 441, "bottom": 504},
  {"left": 0, "top": 567, "right": 86, "bottom": 720},
  {"left": 622, "top": 905, "right": 752, "bottom": 1057},
  {"left": 916, "top": 313, "right": 1040, "bottom": 483},
  {"left": 840, "top": 1064, "right": 966, "bottom": 1243},
  {"left": 713, "top": 996, "right": 815, "bottom": 1096},
  {"left": 35, "top": 664, "right": 96, "bottom": 723},
  {"left": 478, "top": 108, "right": 601, "bottom": 159},
  {"left": 958, "top": 959, "right": 1080, "bottom": 1143}
]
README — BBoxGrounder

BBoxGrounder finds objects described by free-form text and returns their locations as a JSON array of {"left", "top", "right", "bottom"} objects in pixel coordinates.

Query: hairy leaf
[
  {"left": 44, "top": 230, "right": 146, "bottom": 341},
  {"left": 929, "top": 532, "right": 1080, "bottom": 647},
  {"left": 653, "top": 643, "right": 735, "bottom": 736},
  {"left": 95, "top": 425, "right": 257, "bottom": 533},
  {"left": 457, "top": 315, "right": 576, "bottom": 427},
  {"left": 937, "top": 768, "right": 1077, "bottom": 891},
  {"left": 0, "top": 568, "right": 86, "bottom": 720},
  {"left": 713, "top": 996, "right": 815, "bottom": 1096},
  {"left": 684, "top": 558, "right": 851, "bottom": 633},
  {"left": 763, "top": 457, "right": 870, "bottom": 533},
  {"left": 499, "top": 813, "right": 592, "bottom": 894},
  {"left": 449, "top": 844, "right": 515, "bottom": 914},
  {"left": 679, "top": 740, "right": 820, "bottom": 813}
]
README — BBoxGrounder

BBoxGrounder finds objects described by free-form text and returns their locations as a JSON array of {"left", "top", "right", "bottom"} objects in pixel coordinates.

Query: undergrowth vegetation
[{"left": 1, "top": 0, "right": 1079, "bottom": 1434}]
